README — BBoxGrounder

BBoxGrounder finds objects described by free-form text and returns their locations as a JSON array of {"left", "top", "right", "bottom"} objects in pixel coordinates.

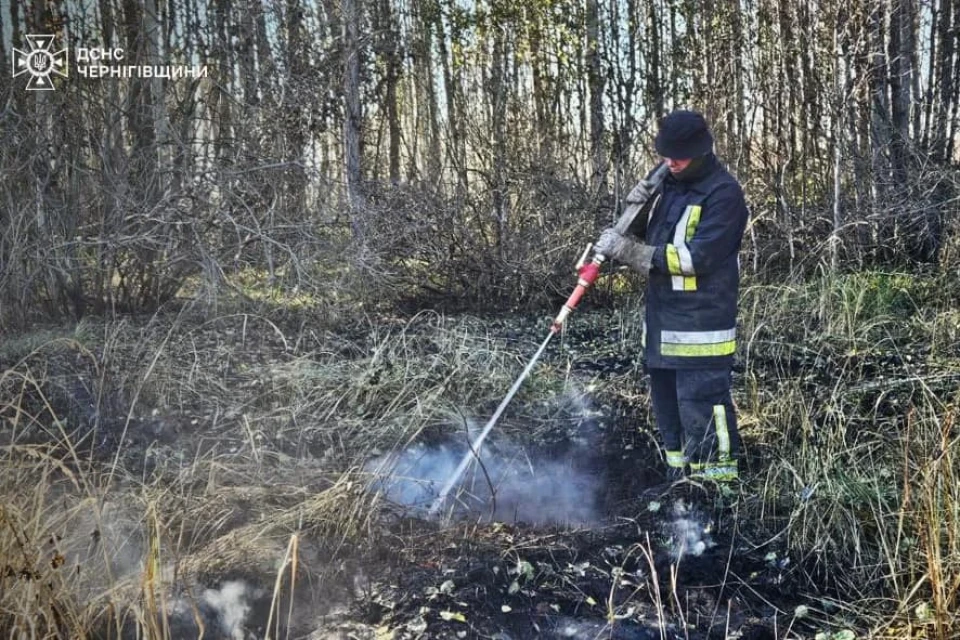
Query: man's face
[{"left": 663, "top": 157, "right": 693, "bottom": 174}]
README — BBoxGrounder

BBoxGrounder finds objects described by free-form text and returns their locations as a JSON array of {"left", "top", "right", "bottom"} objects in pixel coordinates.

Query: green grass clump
[{"left": 738, "top": 267, "right": 960, "bottom": 637}]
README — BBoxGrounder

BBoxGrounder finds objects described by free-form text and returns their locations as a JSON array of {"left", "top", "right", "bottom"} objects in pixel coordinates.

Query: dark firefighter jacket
[{"left": 630, "top": 153, "right": 749, "bottom": 369}]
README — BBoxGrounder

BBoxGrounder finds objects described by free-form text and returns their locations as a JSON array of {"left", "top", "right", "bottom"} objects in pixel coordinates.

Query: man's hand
[
  {"left": 593, "top": 228, "right": 629, "bottom": 259},
  {"left": 594, "top": 228, "right": 656, "bottom": 273}
]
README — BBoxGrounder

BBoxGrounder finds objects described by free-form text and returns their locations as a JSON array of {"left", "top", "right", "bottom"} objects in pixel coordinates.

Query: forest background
[{"left": 1, "top": 0, "right": 958, "bottom": 319}]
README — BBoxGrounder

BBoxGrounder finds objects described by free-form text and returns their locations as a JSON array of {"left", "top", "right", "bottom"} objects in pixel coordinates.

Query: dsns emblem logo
[{"left": 13, "top": 35, "right": 68, "bottom": 91}]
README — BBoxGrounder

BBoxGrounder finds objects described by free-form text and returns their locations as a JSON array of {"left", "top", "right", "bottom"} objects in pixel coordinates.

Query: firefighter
[{"left": 594, "top": 110, "right": 749, "bottom": 483}]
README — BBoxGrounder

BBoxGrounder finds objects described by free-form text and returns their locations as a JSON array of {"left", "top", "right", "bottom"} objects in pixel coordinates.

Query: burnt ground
[
  {"left": 302, "top": 314, "right": 830, "bottom": 639},
  {"left": 320, "top": 444, "right": 800, "bottom": 640},
  {"left": 1, "top": 311, "right": 840, "bottom": 639},
  {"left": 311, "top": 378, "right": 809, "bottom": 638}
]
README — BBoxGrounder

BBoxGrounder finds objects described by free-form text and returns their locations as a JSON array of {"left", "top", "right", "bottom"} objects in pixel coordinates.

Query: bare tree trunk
[
  {"left": 831, "top": 9, "right": 845, "bottom": 270},
  {"left": 647, "top": 0, "right": 664, "bottom": 118},
  {"left": 933, "top": 0, "right": 955, "bottom": 162},
  {"left": 608, "top": 0, "right": 637, "bottom": 209},
  {"left": 950, "top": 13, "right": 960, "bottom": 161},
  {"left": 586, "top": 0, "right": 606, "bottom": 194},
  {"left": 433, "top": 0, "right": 467, "bottom": 198},
  {"left": 0, "top": 2, "right": 7, "bottom": 73},
  {"left": 846, "top": 3, "right": 867, "bottom": 218},
  {"left": 253, "top": 0, "right": 275, "bottom": 96},
  {"left": 669, "top": 0, "right": 681, "bottom": 104},
  {"left": 490, "top": 20, "right": 509, "bottom": 258},
  {"left": 342, "top": 0, "right": 365, "bottom": 232},
  {"left": 731, "top": 2, "right": 747, "bottom": 172},
  {"left": 239, "top": 0, "right": 258, "bottom": 107},
  {"left": 889, "top": 0, "right": 911, "bottom": 185},
  {"left": 798, "top": 0, "right": 815, "bottom": 176},
  {"left": 907, "top": 0, "right": 922, "bottom": 139},
  {"left": 870, "top": 1, "right": 891, "bottom": 202},
  {"left": 375, "top": 0, "right": 402, "bottom": 185},
  {"left": 213, "top": 0, "right": 232, "bottom": 163},
  {"left": 529, "top": 7, "right": 552, "bottom": 164},
  {"left": 144, "top": 0, "right": 167, "bottom": 180},
  {"left": 123, "top": 0, "right": 156, "bottom": 177},
  {"left": 9, "top": 0, "right": 21, "bottom": 50},
  {"left": 411, "top": 2, "right": 441, "bottom": 184}
]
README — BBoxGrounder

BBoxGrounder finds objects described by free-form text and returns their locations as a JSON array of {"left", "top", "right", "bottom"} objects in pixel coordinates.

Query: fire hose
[{"left": 428, "top": 162, "right": 670, "bottom": 517}]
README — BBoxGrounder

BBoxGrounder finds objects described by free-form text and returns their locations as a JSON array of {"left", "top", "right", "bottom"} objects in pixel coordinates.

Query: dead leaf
[{"left": 440, "top": 610, "right": 467, "bottom": 623}]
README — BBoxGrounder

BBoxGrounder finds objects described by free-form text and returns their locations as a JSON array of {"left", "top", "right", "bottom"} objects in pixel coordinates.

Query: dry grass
[
  {"left": 0, "top": 309, "right": 572, "bottom": 638},
  {"left": 738, "top": 269, "right": 960, "bottom": 638},
  {"left": 2, "top": 268, "right": 960, "bottom": 637}
]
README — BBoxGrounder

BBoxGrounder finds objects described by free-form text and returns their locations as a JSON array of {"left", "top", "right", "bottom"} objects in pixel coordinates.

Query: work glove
[{"left": 594, "top": 228, "right": 656, "bottom": 273}]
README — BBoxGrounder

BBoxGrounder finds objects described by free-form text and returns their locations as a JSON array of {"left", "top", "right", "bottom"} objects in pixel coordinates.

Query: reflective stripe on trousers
[{"left": 647, "top": 368, "right": 740, "bottom": 468}]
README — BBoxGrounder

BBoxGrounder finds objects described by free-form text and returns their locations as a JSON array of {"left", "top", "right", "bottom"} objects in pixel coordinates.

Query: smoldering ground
[
  {"left": 13, "top": 381, "right": 722, "bottom": 640},
  {"left": 364, "top": 389, "right": 719, "bottom": 547},
  {"left": 366, "top": 431, "right": 602, "bottom": 525},
  {"left": 364, "top": 387, "right": 614, "bottom": 524}
]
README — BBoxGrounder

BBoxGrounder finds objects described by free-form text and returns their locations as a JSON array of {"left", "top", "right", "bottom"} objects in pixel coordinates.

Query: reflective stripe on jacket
[{"left": 635, "top": 154, "right": 748, "bottom": 369}]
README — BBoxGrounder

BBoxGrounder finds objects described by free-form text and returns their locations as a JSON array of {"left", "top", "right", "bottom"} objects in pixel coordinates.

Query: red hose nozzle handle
[{"left": 551, "top": 260, "right": 603, "bottom": 333}]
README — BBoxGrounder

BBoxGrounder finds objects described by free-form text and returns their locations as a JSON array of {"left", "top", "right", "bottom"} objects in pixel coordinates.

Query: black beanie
[{"left": 655, "top": 110, "right": 714, "bottom": 158}]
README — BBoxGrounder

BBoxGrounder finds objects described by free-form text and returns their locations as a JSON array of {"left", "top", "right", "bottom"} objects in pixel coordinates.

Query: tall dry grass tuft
[
  {"left": 907, "top": 405, "right": 960, "bottom": 639},
  {"left": 1, "top": 450, "right": 88, "bottom": 638}
]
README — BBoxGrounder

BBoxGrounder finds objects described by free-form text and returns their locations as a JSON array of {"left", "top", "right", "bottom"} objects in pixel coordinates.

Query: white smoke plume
[
  {"left": 165, "top": 579, "right": 260, "bottom": 639},
  {"left": 664, "top": 500, "right": 714, "bottom": 559},
  {"left": 202, "top": 580, "right": 253, "bottom": 640},
  {"left": 367, "top": 434, "right": 599, "bottom": 525},
  {"left": 366, "top": 393, "right": 605, "bottom": 525}
]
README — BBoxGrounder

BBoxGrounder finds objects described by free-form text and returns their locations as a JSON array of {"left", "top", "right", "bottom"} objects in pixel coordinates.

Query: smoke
[
  {"left": 56, "top": 497, "right": 146, "bottom": 598},
  {"left": 547, "top": 615, "right": 658, "bottom": 639},
  {"left": 367, "top": 434, "right": 599, "bottom": 525},
  {"left": 664, "top": 500, "right": 714, "bottom": 559},
  {"left": 166, "top": 580, "right": 260, "bottom": 639},
  {"left": 202, "top": 580, "right": 253, "bottom": 640},
  {"left": 366, "top": 394, "right": 605, "bottom": 525}
]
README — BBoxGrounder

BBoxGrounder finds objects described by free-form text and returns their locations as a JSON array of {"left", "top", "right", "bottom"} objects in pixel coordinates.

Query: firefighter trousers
[{"left": 647, "top": 367, "right": 740, "bottom": 480}]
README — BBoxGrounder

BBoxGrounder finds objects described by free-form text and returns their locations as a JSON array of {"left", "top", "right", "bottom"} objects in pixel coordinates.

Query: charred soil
[{"left": 2, "top": 306, "right": 937, "bottom": 639}]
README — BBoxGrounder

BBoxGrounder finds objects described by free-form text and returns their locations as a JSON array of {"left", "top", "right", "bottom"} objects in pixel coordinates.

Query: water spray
[{"left": 427, "top": 163, "right": 669, "bottom": 518}]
